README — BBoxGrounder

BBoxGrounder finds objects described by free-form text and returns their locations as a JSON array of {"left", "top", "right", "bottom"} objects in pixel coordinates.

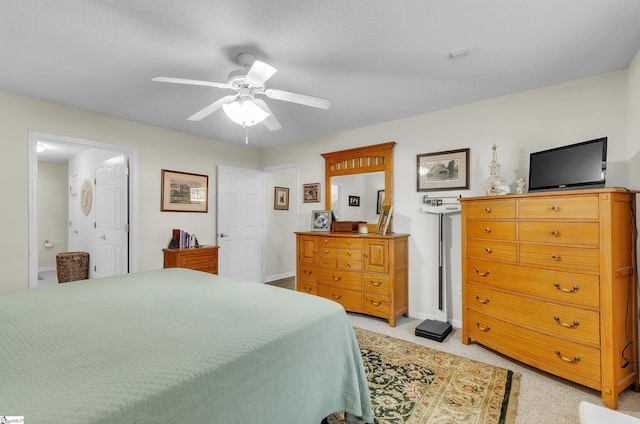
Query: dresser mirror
[{"left": 322, "top": 142, "right": 395, "bottom": 226}]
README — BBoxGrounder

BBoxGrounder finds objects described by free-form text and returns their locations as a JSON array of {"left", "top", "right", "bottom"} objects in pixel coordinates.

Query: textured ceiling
[{"left": 2, "top": 0, "right": 640, "bottom": 149}]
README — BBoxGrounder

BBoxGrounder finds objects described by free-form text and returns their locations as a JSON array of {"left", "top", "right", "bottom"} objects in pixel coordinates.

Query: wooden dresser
[
  {"left": 460, "top": 188, "right": 638, "bottom": 409},
  {"left": 163, "top": 245, "right": 219, "bottom": 275},
  {"left": 296, "top": 232, "right": 409, "bottom": 326}
]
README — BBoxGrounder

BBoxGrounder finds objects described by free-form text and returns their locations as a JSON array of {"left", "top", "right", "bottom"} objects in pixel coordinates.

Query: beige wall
[
  {"left": 37, "top": 162, "right": 68, "bottom": 268},
  {"left": 260, "top": 69, "right": 632, "bottom": 324},
  {"left": 0, "top": 90, "right": 259, "bottom": 291},
  {"left": 628, "top": 50, "right": 640, "bottom": 186}
]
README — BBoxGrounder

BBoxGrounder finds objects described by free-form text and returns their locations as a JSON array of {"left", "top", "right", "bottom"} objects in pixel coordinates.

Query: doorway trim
[{"left": 28, "top": 131, "right": 139, "bottom": 287}]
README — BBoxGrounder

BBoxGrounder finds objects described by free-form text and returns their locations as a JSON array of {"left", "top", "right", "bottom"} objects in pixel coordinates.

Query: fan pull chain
[{"left": 244, "top": 123, "right": 248, "bottom": 144}]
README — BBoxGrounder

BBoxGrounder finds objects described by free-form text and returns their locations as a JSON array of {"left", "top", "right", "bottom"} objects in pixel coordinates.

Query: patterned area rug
[{"left": 328, "top": 328, "right": 519, "bottom": 424}]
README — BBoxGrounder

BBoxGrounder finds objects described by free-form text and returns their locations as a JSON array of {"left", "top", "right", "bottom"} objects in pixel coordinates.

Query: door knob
[
  {"left": 99, "top": 235, "right": 106, "bottom": 240},
  {"left": 219, "top": 233, "right": 228, "bottom": 238}
]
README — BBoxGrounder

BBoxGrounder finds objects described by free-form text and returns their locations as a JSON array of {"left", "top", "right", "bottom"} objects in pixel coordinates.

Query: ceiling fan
[{"left": 152, "top": 53, "right": 331, "bottom": 132}]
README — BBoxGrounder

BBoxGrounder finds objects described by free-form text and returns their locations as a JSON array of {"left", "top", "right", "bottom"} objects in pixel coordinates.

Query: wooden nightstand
[{"left": 163, "top": 245, "right": 219, "bottom": 275}]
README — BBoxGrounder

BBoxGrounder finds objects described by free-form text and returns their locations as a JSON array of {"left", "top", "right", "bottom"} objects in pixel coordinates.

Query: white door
[
  {"left": 68, "top": 174, "right": 80, "bottom": 251},
  {"left": 217, "top": 166, "right": 263, "bottom": 283},
  {"left": 94, "top": 155, "right": 129, "bottom": 278}
]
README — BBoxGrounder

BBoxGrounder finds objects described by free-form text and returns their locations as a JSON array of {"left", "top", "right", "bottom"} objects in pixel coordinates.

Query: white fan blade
[
  {"left": 152, "top": 76, "right": 231, "bottom": 90},
  {"left": 264, "top": 88, "right": 330, "bottom": 109},
  {"left": 188, "top": 94, "right": 238, "bottom": 121},
  {"left": 245, "top": 61, "right": 278, "bottom": 86},
  {"left": 254, "top": 99, "right": 282, "bottom": 131}
]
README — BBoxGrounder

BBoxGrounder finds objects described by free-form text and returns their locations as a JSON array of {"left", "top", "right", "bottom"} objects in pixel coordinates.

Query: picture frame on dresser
[
  {"left": 376, "top": 205, "right": 393, "bottom": 235},
  {"left": 310, "top": 210, "right": 332, "bottom": 232},
  {"left": 161, "top": 169, "right": 208, "bottom": 213}
]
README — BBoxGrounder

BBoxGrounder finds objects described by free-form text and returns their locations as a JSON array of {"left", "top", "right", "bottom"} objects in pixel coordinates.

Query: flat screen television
[{"left": 528, "top": 137, "right": 607, "bottom": 192}]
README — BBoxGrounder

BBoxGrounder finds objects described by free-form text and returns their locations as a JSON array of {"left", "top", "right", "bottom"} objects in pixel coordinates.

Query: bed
[{"left": 0, "top": 268, "right": 373, "bottom": 423}]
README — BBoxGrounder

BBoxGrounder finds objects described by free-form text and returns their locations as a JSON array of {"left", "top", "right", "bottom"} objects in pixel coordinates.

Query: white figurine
[
  {"left": 486, "top": 144, "right": 503, "bottom": 195},
  {"left": 516, "top": 178, "right": 527, "bottom": 194}
]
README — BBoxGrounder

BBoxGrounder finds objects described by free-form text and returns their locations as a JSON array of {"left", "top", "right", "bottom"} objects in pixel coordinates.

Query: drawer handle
[
  {"left": 323, "top": 249, "right": 329, "bottom": 254},
  {"left": 332, "top": 293, "right": 342, "bottom": 300},
  {"left": 346, "top": 240, "right": 352, "bottom": 245},
  {"left": 346, "top": 263, "right": 352, "bottom": 268},
  {"left": 304, "top": 286, "right": 313, "bottom": 292},
  {"left": 347, "top": 251, "right": 352, "bottom": 256},
  {"left": 475, "top": 268, "right": 491, "bottom": 277},
  {"left": 303, "top": 270, "right": 313, "bottom": 276},
  {"left": 484, "top": 207, "right": 491, "bottom": 213},
  {"left": 312, "top": 248, "right": 318, "bottom": 253},
  {"left": 551, "top": 254, "right": 559, "bottom": 261},
  {"left": 475, "top": 295, "right": 490, "bottom": 304},
  {"left": 554, "top": 349, "right": 580, "bottom": 363},
  {"left": 484, "top": 227, "right": 491, "bottom": 233},
  {"left": 550, "top": 229, "right": 558, "bottom": 236},
  {"left": 363, "top": 253, "right": 369, "bottom": 258},
  {"left": 322, "top": 239, "right": 329, "bottom": 244},
  {"left": 554, "top": 282, "right": 579, "bottom": 293},
  {"left": 475, "top": 322, "right": 491, "bottom": 332},
  {"left": 332, "top": 275, "right": 342, "bottom": 281},
  {"left": 323, "top": 259, "right": 329, "bottom": 265},
  {"left": 370, "top": 299, "right": 382, "bottom": 306},
  {"left": 484, "top": 247, "right": 492, "bottom": 253},
  {"left": 370, "top": 280, "right": 382, "bottom": 287},
  {"left": 550, "top": 205, "right": 559, "bottom": 212},
  {"left": 554, "top": 316, "right": 580, "bottom": 328}
]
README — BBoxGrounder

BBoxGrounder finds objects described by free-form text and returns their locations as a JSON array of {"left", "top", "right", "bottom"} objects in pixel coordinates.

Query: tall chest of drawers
[
  {"left": 295, "top": 232, "right": 409, "bottom": 327},
  {"left": 460, "top": 188, "right": 638, "bottom": 409}
]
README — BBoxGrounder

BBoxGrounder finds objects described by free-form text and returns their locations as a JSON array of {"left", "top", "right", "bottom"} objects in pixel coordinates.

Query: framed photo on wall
[
  {"left": 303, "top": 183, "right": 320, "bottom": 203},
  {"left": 417, "top": 148, "right": 470, "bottom": 191},
  {"left": 161, "top": 169, "right": 208, "bottom": 213},
  {"left": 274, "top": 186, "right": 289, "bottom": 210}
]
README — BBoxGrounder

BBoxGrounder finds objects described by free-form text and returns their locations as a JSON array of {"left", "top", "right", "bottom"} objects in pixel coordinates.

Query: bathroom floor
[{"left": 38, "top": 269, "right": 58, "bottom": 286}]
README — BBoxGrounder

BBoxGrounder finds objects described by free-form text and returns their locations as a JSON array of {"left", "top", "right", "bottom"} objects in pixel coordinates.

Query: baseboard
[{"left": 264, "top": 271, "right": 295, "bottom": 283}]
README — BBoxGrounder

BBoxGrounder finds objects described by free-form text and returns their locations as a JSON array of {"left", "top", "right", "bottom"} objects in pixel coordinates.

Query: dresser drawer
[
  {"left": 467, "top": 283, "right": 600, "bottom": 345},
  {"left": 518, "top": 196, "right": 599, "bottom": 219},
  {"left": 337, "top": 238, "right": 363, "bottom": 249},
  {"left": 318, "top": 284, "right": 362, "bottom": 310},
  {"left": 297, "top": 281, "right": 317, "bottom": 295},
  {"left": 337, "top": 248, "right": 362, "bottom": 260},
  {"left": 467, "top": 221, "right": 516, "bottom": 240},
  {"left": 519, "top": 221, "right": 599, "bottom": 246},
  {"left": 466, "top": 309, "right": 601, "bottom": 388},
  {"left": 318, "top": 247, "right": 336, "bottom": 258},
  {"left": 318, "top": 257, "right": 337, "bottom": 268},
  {"left": 467, "top": 239, "right": 516, "bottom": 262},
  {"left": 363, "top": 273, "right": 390, "bottom": 295},
  {"left": 519, "top": 244, "right": 600, "bottom": 271},
  {"left": 336, "top": 259, "right": 362, "bottom": 270},
  {"left": 465, "top": 199, "right": 516, "bottom": 219},
  {"left": 319, "top": 267, "right": 362, "bottom": 290},
  {"left": 297, "top": 264, "right": 318, "bottom": 282},
  {"left": 467, "top": 258, "right": 599, "bottom": 308},
  {"left": 363, "top": 292, "right": 390, "bottom": 318},
  {"left": 317, "top": 237, "right": 337, "bottom": 247}
]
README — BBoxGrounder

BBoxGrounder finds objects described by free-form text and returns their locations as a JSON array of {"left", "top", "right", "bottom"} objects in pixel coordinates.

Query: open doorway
[{"left": 27, "top": 131, "right": 139, "bottom": 288}]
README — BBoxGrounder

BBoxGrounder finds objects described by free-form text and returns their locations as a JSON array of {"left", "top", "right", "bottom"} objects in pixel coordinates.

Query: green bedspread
[{"left": 0, "top": 268, "right": 373, "bottom": 423}]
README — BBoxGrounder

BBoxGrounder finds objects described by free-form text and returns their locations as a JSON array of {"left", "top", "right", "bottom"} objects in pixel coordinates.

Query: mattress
[{"left": 0, "top": 268, "right": 373, "bottom": 423}]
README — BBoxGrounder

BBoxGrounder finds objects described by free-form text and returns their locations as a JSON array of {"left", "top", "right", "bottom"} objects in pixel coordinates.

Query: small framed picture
[
  {"left": 376, "top": 190, "right": 385, "bottom": 214},
  {"left": 417, "top": 148, "right": 470, "bottom": 192},
  {"left": 311, "top": 210, "right": 332, "bottom": 232},
  {"left": 274, "top": 186, "right": 289, "bottom": 210},
  {"left": 303, "top": 183, "right": 320, "bottom": 203},
  {"left": 348, "top": 195, "right": 360, "bottom": 207},
  {"left": 375, "top": 205, "right": 393, "bottom": 235}
]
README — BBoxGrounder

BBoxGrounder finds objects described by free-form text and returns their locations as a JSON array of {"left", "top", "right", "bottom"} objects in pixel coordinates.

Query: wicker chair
[{"left": 56, "top": 252, "right": 89, "bottom": 283}]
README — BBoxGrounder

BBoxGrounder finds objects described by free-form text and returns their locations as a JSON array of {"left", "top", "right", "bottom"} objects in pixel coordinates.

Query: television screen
[{"left": 528, "top": 137, "right": 607, "bottom": 192}]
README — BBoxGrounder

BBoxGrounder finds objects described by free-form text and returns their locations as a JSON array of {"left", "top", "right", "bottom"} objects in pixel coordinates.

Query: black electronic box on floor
[{"left": 415, "top": 319, "right": 452, "bottom": 343}]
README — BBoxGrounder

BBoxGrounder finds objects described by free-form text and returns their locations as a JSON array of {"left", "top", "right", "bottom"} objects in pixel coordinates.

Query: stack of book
[{"left": 171, "top": 229, "right": 198, "bottom": 249}]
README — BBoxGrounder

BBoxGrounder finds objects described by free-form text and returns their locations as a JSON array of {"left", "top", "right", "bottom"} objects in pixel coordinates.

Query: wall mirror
[{"left": 322, "top": 142, "right": 395, "bottom": 226}]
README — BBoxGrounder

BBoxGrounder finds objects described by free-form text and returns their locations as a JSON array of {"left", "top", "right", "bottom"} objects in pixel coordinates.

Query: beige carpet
[{"left": 329, "top": 328, "right": 519, "bottom": 424}]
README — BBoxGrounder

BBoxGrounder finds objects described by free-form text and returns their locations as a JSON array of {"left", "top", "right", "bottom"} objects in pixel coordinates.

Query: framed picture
[
  {"left": 303, "top": 183, "right": 320, "bottom": 203},
  {"left": 417, "top": 148, "right": 470, "bottom": 192},
  {"left": 376, "top": 205, "right": 393, "bottom": 235},
  {"left": 161, "top": 169, "right": 208, "bottom": 213},
  {"left": 376, "top": 189, "right": 385, "bottom": 214},
  {"left": 311, "top": 210, "right": 332, "bottom": 232},
  {"left": 274, "top": 186, "right": 289, "bottom": 210},
  {"left": 348, "top": 195, "right": 360, "bottom": 207}
]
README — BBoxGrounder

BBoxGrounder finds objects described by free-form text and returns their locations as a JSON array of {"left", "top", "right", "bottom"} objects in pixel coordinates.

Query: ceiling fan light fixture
[{"left": 223, "top": 99, "right": 269, "bottom": 127}]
